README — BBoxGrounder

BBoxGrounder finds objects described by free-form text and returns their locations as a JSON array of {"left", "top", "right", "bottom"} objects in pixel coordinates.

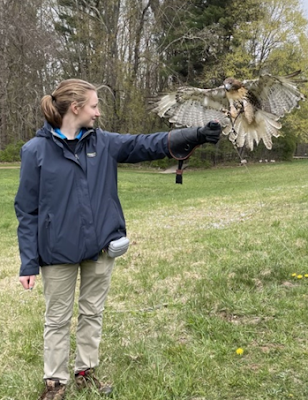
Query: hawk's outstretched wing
[
  {"left": 151, "top": 71, "right": 306, "bottom": 150},
  {"left": 151, "top": 85, "right": 230, "bottom": 128}
]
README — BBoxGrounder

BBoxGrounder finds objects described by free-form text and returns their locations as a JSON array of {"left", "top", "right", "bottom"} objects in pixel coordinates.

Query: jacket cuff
[{"left": 19, "top": 265, "right": 40, "bottom": 277}]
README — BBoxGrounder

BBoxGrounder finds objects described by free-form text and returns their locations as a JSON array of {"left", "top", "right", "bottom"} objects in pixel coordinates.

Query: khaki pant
[{"left": 41, "top": 252, "right": 115, "bottom": 384}]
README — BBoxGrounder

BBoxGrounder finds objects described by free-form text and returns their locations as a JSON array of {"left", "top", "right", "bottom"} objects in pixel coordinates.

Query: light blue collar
[{"left": 54, "top": 128, "right": 84, "bottom": 140}]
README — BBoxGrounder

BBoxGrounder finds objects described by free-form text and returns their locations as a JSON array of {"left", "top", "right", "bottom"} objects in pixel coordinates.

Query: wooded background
[{"left": 1, "top": 0, "right": 308, "bottom": 161}]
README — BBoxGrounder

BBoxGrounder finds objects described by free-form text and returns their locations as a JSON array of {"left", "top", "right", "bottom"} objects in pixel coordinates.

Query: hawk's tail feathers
[
  {"left": 253, "top": 110, "right": 282, "bottom": 150},
  {"left": 226, "top": 110, "right": 282, "bottom": 150}
]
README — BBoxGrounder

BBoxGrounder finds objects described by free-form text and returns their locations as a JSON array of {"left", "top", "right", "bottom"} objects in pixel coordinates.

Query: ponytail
[{"left": 41, "top": 94, "right": 62, "bottom": 128}]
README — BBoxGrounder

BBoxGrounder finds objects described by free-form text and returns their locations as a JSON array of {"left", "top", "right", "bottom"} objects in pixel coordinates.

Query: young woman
[{"left": 14, "top": 79, "right": 221, "bottom": 400}]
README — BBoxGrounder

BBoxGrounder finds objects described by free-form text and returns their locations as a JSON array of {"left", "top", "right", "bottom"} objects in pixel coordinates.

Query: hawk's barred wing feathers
[
  {"left": 243, "top": 71, "right": 305, "bottom": 117},
  {"left": 154, "top": 85, "right": 230, "bottom": 129}
]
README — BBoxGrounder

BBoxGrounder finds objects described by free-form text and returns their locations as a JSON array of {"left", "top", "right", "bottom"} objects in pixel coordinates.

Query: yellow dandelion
[
  {"left": 291, "top": 273, "right": 297, "bottom": 277},
  {"left": 297, "top": 275, "right": 303, "bottom": 279},
  {"left": 305, "top": 274, "right": 308, "bottom": 278},
  {"left": 236, "top": 348, "right": 244, "bottom": 355}
]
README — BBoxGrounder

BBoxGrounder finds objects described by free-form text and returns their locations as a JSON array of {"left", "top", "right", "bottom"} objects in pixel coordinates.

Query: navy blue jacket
[{"left": 15, "top": 122, "right": 170, "bottom": 276}]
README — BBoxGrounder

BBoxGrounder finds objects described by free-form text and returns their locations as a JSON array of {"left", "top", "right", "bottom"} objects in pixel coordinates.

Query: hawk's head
[
  {"left": 223, "top": 78, "right": 244, "bottom": 92},
  {"left": 223, "top": 77, "right": 247, "bottom": 102}
]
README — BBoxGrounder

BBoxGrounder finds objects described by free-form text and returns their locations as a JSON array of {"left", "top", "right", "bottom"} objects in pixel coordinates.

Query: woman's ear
[{"left": 70, "top": 101, "right": 79, "bottom": 115}]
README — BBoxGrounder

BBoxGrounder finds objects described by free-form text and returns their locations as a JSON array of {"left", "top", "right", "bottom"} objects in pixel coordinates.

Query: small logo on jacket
[{"left": 87, "top": 152, "right": 96, "bottom": 157}]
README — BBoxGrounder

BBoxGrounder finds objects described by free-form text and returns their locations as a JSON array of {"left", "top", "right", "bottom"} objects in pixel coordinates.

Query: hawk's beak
[{"left": 224, "top": 82, "right": 232, "bottom": 92}]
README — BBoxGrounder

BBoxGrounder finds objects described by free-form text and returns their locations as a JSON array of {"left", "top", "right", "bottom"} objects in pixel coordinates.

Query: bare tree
[{"left": 0, "top": 0, "right": 60, "bottom": 148}]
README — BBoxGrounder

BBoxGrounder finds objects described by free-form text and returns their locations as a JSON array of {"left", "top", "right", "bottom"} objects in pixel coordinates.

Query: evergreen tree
[{"left": 153, "top": 0, "right": 262, "bottom": 87}]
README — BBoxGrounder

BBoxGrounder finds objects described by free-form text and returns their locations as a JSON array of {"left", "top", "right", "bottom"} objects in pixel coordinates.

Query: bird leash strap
[{"left": 176, "top": 160, "right": 184, "bottom": 184}]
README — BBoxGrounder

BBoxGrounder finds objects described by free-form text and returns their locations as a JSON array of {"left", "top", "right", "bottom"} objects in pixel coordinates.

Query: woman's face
[{"left": 76, "top": 90, "right": 100, "bottom": 128}]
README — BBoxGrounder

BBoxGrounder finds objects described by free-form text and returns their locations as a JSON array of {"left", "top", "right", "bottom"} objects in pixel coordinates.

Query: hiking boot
[
  {"left": 75, "top": 368, "right": 113, "bottom": 396},
  {"left": 39, "top": 379, "right": 66, "bottom": 400}
]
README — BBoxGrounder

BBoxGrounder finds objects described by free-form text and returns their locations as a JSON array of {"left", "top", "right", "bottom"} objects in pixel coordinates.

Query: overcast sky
[{"left": 300, "top": 0, "right": 308, "bottom": 17}]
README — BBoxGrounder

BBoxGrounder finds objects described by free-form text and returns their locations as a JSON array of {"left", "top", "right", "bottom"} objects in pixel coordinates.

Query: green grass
[{"left": 2, "top": 161, "right": 308, "bottom": 399}]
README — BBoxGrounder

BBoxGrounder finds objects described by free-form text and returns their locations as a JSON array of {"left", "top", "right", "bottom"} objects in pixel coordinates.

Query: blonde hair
[{"left": 41, "top": 79, "right": 97, "bottom": 128}]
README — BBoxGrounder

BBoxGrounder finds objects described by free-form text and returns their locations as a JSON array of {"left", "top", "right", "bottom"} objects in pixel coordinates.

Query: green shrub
[
  {"left": 277, "top": 132, "right": 297, "bottom": 161},
  {"left": 0, "top": 141, "right": 24, "bottom": 162}
]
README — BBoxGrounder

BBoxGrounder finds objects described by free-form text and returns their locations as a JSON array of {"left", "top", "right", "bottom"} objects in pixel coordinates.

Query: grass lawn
[{"left": 1, "top": 161, "right": 308, "bottom": 399}]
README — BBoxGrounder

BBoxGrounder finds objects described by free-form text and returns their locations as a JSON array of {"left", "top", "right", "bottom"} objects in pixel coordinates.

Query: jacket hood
[{"left": 36, "top": 121, "right": 53, "bottom": 138}]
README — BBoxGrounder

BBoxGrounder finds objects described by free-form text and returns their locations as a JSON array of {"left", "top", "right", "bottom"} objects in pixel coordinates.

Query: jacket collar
[{"left": 36, "top": 121, "right": 94, "bottom": 140}]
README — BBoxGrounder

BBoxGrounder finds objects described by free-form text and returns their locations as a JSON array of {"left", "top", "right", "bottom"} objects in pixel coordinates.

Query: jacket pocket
[
  {"left": 39, "top": 213, "right": 55, "bottom": 265},
  {"left": 45, "top": 214, "right": 55, "bottom": 251}
]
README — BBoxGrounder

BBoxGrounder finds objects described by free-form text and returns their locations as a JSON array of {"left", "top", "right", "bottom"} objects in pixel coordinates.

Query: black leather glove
[
  {"left": 168, "top": 121, "right": 222, "bottom": 160},
  {"left": 198, "top": 121, "right": 221, "bottom": 144}
]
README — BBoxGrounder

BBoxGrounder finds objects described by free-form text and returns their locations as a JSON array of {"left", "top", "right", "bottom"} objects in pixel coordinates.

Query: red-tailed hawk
[{"left": 151, "top": 71, "right": 306, "bottom": 150}]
